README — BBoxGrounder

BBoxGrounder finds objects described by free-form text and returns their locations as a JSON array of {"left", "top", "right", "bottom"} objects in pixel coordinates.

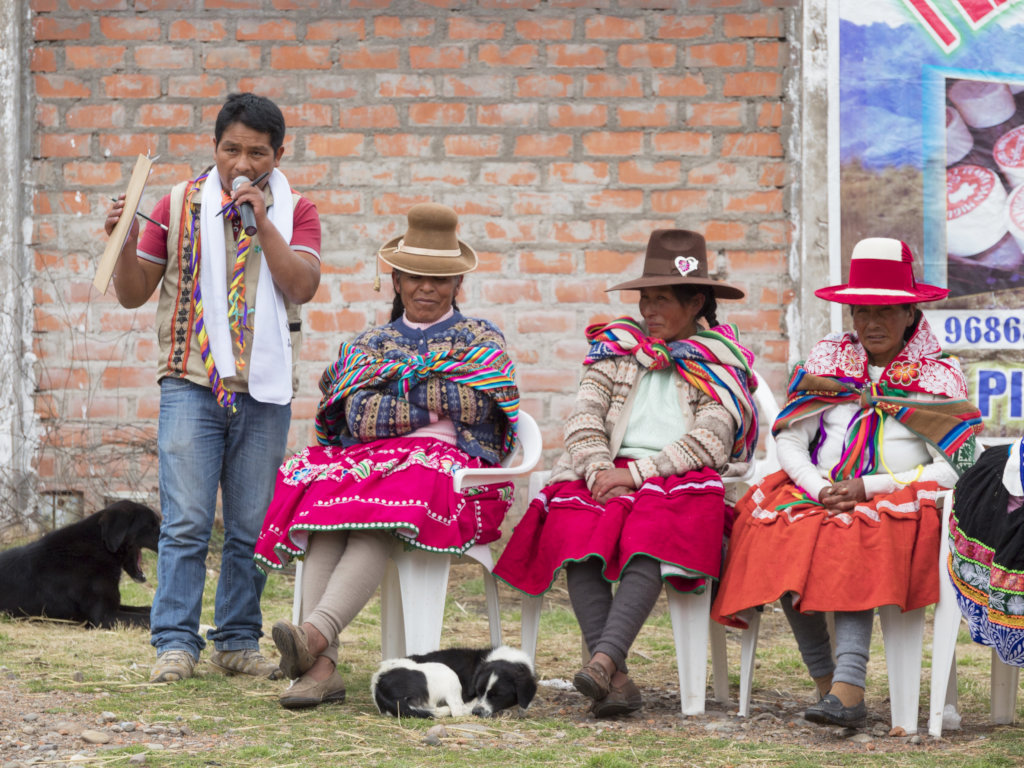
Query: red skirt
[
  {"left": 254, "top": 437, "right": 512, "bottom": 571},
  {"left": 493, "top": 465, "right": 730, "bottom": 596},
  {"left": 711, "top": 470, "right": 942, "bottom": 628}
]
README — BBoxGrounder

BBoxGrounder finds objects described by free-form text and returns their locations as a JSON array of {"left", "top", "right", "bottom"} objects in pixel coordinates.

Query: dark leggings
[{"left": 566, "top": 555, "right": 663, "bottom": 674}]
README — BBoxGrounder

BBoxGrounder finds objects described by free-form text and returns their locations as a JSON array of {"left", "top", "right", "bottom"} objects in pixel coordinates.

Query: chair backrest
[
  {"left": 751, "top": 370, "right": 781, "bottom": 477},
  {"left": 451, "top": 410, "right": 542, "bottom": 493}
]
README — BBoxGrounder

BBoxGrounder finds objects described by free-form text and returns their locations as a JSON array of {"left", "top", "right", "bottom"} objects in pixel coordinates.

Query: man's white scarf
[{"left": 199, "top": 166, "right": 293, "bottom": 405}]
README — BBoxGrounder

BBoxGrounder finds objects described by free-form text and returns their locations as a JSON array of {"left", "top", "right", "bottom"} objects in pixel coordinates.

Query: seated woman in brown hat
[
  {"left": 494, "top": 230, "right": 757, "bottom": 717},
  {"left": 254, "top": 203, "right": 519, "bottom": 709},
  {"left": 713, "top": 238, "right": 982, "bottom": 727}
]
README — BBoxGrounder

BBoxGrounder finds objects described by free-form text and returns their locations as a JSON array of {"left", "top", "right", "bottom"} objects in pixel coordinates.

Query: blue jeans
[{"left": 150, "top": 377, "right": 290, "bottom": 659}]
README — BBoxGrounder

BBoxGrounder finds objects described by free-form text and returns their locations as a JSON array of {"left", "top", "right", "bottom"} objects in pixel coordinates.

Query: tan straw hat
[
  {"left": 607, "top": 229, "right": 745, "bottom": 299},
  {"left": 377, "top": 203, "right": 478, "bottom": 277}
]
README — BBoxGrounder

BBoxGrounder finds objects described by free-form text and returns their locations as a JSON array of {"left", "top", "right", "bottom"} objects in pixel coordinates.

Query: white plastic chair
[
  {"left": 291, "top": 410, "right": 543, "bottom": 659},
  {"left": 929, "top": 437, "right": 1020, "bottom": 738}
]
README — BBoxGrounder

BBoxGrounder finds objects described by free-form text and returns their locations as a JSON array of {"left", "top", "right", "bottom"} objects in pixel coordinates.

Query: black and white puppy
[{"left": 371, "top": 645, "right": 536, "bottom": 719}]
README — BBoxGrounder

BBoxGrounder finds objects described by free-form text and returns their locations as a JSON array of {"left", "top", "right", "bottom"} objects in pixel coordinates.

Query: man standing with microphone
[{"left": 104, "top": 93, "right": 321, "bottom": 683}]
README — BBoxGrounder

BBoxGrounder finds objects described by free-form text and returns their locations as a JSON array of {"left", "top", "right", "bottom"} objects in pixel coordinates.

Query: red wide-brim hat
[{"left": 814, "top": 238, "right": 948, "bottom": 305}]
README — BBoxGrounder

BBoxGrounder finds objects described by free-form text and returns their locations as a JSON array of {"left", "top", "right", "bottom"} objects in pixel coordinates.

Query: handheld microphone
[{"left": 231, "top": 175, "right": 258, "bottom": 237}]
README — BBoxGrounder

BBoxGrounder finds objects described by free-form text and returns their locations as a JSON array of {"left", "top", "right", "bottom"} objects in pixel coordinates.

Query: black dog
[
  {"left": 0, "top": 500, "right": 160, "bottom": 628},
  {"left": 371, "top": 646, "right": 537, "bottom": 718}
]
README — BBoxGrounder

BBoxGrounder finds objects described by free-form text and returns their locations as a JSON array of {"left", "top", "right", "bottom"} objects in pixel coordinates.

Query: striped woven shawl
[{"left": 584, "top": 317, "right": 759, "bottom": 462}]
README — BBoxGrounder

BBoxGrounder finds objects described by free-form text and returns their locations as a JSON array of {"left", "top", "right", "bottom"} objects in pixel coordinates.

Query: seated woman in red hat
[
  {"left": 254, "top": 203, "right": 519, "bottom": 709},
  {"left": 713, "top": 238, "right": 982, "bottom": 727},
  {"left": 494, "top": 229, "right": 758, "bottom": 717}
]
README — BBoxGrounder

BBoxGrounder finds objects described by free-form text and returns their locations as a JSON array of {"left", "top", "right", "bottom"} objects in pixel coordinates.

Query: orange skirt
[{"left": 711, "top": 470, "right": 942, "bottom": 628}]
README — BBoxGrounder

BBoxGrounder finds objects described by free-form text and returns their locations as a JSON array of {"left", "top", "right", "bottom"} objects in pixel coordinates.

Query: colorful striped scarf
[
  {"left": 583, "top": 317, "right": 759, "bottom": 462},
  {"left": 315, "top": 343, "right": 520, "bottom": 453},
  {"left": 773, "top": 316, "right": 982, "bottom": 478}
]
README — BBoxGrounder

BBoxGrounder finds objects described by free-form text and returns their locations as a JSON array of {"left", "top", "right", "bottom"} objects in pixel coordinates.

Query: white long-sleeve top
[{"left": 776, "top": 364, "right": 958, "bottom": 502}]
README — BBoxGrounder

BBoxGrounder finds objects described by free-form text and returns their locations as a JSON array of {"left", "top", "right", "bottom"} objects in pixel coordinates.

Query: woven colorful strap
[
  {"left": 222, "top": 199, "right": 250, "bottom": 368},
  {"left": 315, "top": 344, "right": 519, "bottom": 452}
]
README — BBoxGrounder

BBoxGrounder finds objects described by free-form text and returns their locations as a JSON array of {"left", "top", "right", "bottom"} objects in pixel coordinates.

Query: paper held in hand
[{"left": 93, "top": 153, "right": 154, "bottom": 294}]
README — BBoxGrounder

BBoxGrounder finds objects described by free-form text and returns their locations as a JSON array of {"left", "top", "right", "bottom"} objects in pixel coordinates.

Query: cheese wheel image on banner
[
  {"left": 1007, "top": 184, "right": 1024, "bottom": 252},
  {"left": 948, "top": 80, "right": 1016, "bottom": 129},
  {"left": 946, "top": 106, "right": 974, "bottom": 166},
  {"left": 994, "top": 125, "right": 1024, "bottom": 188},
  {"left": 947, "top": 164, "right": 1008, "bottom": 257}
]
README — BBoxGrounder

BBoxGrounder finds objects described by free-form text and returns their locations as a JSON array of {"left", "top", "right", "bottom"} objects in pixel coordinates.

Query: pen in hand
[
  {"left": 109, "top": 197, "right": 168, "bottom": 231},
  {"left": 216, "top": 170, "right": 271, "bottom": 217}
]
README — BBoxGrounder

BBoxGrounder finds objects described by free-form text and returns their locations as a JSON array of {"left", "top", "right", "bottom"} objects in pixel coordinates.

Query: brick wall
[{"left": 28, "top": 0, "right": 797, "bottom": 512}]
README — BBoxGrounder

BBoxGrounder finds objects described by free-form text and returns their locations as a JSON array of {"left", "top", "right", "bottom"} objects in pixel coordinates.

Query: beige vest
[{"left": 155, "top": 176, "right": 303, "bottom": 395}]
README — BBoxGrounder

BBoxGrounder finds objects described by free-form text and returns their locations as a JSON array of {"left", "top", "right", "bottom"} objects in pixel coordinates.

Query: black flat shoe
[{"left": 804, "top": 693, "right": 867, "bottom": 728}]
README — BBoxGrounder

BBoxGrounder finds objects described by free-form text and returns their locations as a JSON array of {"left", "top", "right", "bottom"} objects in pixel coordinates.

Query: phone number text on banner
[{"left": 925, "top": 310, "right": 1024, "bottom": 351}]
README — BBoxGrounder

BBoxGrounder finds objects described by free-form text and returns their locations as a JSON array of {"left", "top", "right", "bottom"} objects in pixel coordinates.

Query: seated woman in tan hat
[
  {"left": 713, "top": 238, "right": 982, "bottom": 728},
  {"left": 494, "top": 229, "right": 757, "bottom": 717},
  {"left": 254, "top": 203, "right": 519, "bottom": 709}
]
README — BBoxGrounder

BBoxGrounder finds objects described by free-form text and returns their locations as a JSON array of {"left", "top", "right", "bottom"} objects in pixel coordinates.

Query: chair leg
[
  {"left": 464, "top": 544, "right": 503, "bottom": 649},
  {"left": 291, "top": 560, "right": 304, "bottom": 626},
  {"left": 709, "top": 619, "right": 729, "bottom": 704},
  {"left": 521, "top": 594, "right": 543, "bottom": 665},
  {"left": 380, "top": 558, "right": 405, "bottom": 660},
  {"left": 392, "top": 546, "right": 452, "bottom": 656},
  {"left": 929, "top": 557, "right": 963, "bottom": 737},
  {"left": 879, "top": 604, "right": 925, "bottom": 734},
  {"left": 991, "top": 649, "right": 1020, "bottom": 725},
  {"left": 667, "top": 587, "right": 712, "bottom": 716},
  {"left": 738, "top": 610, "right": 761, "bottom": 717}
]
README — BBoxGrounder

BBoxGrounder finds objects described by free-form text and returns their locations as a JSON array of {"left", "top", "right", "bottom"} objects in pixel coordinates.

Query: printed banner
[{"left": 839, "top": 0, "right": 1024, "bottom": 431}]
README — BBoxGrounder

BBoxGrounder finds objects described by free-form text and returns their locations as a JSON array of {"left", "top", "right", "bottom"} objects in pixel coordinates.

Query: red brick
[
  {"left": 758, "top": 102, "right": 784, "bottom": 128},
  {"left": 271, "top": 45, "right": 331, "bottom": 69},
  {"left": 516, "top": 74, "right": 573, "bottom": 98},
  {"left": 754, "top": 41, "right": 787, "bottom": 67},
  {"left": 507, "top": 192, "right": 569, "bottom": 216},
  {"left": 237, "top": 19, "right": 296, "bottom": 40},
  {"left": 305, "top": 19, "right": 365, "bottom": 41},
  {"left": 477, "top": 44, "right": 538, "bottom": 67},
  {"left": 759, "top": 219, "right": 792, "bottom": 246},
  {"left": 556, "top": 280, "right": 610, "bottom": 304},
  {"left": 445, "top": 135, "right": 503, "bottom": 157},
  {"left": 518, "top": 252, "right": 574, "bottom": 274},
  {"left": 202, "top": 0, "right": 260, "bottom": 7},
  {"left": 585, "top": 16, "right": 643, "bottom": 38},
  {"left": 449, "top": 18, "right": 505, "bottom": 39},
  {"left": 442, "top": 74, "right": 508, "bottom": 98},
  {"left": 40, "top": 134, "right": 91, "bottom": 158},
  {"left": 168, "top": 75, "right": 227, "bottom": 99},
  {"left": 307, "top": 75, "right": 361, "bottom": 99},
  {"left": 585, "top": 190, "right": 643, "bottom": 212},
  {"left": 585, "top": 249, "right": 643, "bottom": 274},
  {"left": 305, "top": 309, "right": 369, "bottom": 333},
  {"left": 619, "top": 160, "right": 680, "bottom": 185},
  {"left": 377, "top": 74, "right": 435, "bottom": 98},
  {"left": 167, "top": 133, "right": 209, "bottom": 156},
  {"left": 653, "top": 132, "right": 712, "bottom": 156},
  {"left": 654, "top": 14, "right": 714, "bottom": 38},
  {"left": 551, "top": 219, "right": 606, "bottom": 244},
  {"left": 304, "top": 190, "right": 362, "bottom": 214},
  {"left": 480, "top": 163, "right": 540, "bottom": 185},
  {"left": 482, "top": 280, "right": 541, "bottom": 304},
  {"left": 37, "top": 366, "right": 90, "bottom": 391},
  {"left": 651, "top": 190, "right": 710, "bottom": 213},
  {"left": 725, "top": 249, "right": 787, "bottom": 273},
  {"left": 582, "top": 132, "right": 643, "bottom": 156},
  {"left": 31, "top": 47, "right": 57, "bottom": 71},
  {"left": 410, "top": 46, "right": 467, "bottom": 68},
  {"left": 35, "top": 75, "right": 91, "bottom": 99},
  {"left": 376, "top": 17, "right": 435, "bottom": 37},
  {"left": 548, "top": 44, "right": 605, "bottom": 67},
  {"left": 759, "top": 162, "right": 789, "bottom": 186},
  {"left": 449, "top": 197, "right": 503, "bottom": 216},
  {"left": 284, "top": 163, "right": 331, "bottom": 187},
  {"left": 273, "top": 0, "right": 325, "bottom": 8},
  {"left": 100, "top": 133, "right": 159, "bottom": 157},
  {"left": 519, "top": 368, "right": 578, "bottom": 393},
  {"left": 725, "top": 190, "right": 783, "bottom": 214},
  {"left": 618, "top": 103, "right": 673, "bottom": 128},
  {"left": 203, "top": 46, "right": 260, "bottom": 69},
  {"left": 724, "top": 12, "right": 783, "bottom": 38},
  {"left": 340, "top": 46, "right": 400, "bottom": 69},
  {"left": 514, "top": 134, "right": 573, "bottom": 156},
  {"left": 722, "top": 133, "right": 784, "bottom": 157},
  {"left": 653, "top": 73, "right": 709, "bottom": 98},
  {"left": 169, "top": 19, "right": 227, "bottom": 40},
  {"left": 138, "top": 104, "right": 192, "bottom": 128},
  {"left": 688, "top": 161, "right": 742, "bottom": 186},
  {"left": 687, "top": 42, "right": 746, "bottom": 67},
  {"left": 688, "top": 102, "right": 743, "bottom": 127},
  {"left": 64, "top": 162, "right": 123, "bottom": 186},
  {"left": 704, "top": 220, "right": 748, "bottom": 244},
  {"left": 134, "top": 45, "right": 192, "bottom": 69},
  {"left": 516, "top": 18, "right": 573, "bottom": 40},
  {"left": 548, "top": 104, "right": 607, "bottom": 128},
  {"left": 102, "top": 74, "right": 160, "bottom": 99},
  {"left": 66, "top": 104, "right": 125, "bottom": 129},
  {"left": 99, "top": 18, "right": 160, "bottom": 40},
  {"left": 724, "top": 72, "right": 782, "bottom": 98},
  {"left": 483, "top": 219, "right": 538, "bottom": 241},
  {"left": 410, "top": 163, "right": 471, "bottom": 186},
  {"left": 582, "top": 74, "right": 643, "bottom": 98},
  {"left": 307, "top": 134, "right": 364, "bottom": 157},
  {"left": 478, "top": 104, "right": 537, "bottom": 127},
  {"left": 617, "top": 43, "right": 676, "bottom": 68},
  {"left": 65, "top": 45, "right": 126, "bottom": 68},
  {"left": 37, "top": 104, "right": 59, "bottom": 128},
  {"left": 549, "top": 162, "right": 609, "bottom": 184},
  {"left": 375, "top": 134, "right": 433, "bottom": 157},
  {"left": 409, "top": 103, "right": 468, "bottom": 126},
  {"left": 516, "top": 311, "right": 574, "bottom": 333},
  {"left": 33, "top": 18, "right": 90, "bottom": 40},
  {"left": 149, "top": 163, "right": 194, "bottom": 187},
  {"left": 339, "top": 105, "right": 399, "bottom": 129}
]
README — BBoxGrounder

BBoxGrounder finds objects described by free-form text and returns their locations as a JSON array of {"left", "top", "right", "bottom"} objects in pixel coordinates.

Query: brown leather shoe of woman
[
  {"left": 573, "top": 662, "right": 612, "bottom": 701},
  {"left": 591, "top": 677, "right": 643, "bottom": 718},
  {"left": 272, "top": 620, "right": 316, "bottom": 680},
  {"left": 278, "top": 669, "right": 347, "bottom": 709}
]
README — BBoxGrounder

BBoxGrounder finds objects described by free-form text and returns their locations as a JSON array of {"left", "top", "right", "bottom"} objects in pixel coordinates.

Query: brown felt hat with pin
[
  {"left": 607, "top": 229, "right": 745, "bottom": 299},
  {"left": 377, "top": 203, "right": 478, "bottom": 277}
]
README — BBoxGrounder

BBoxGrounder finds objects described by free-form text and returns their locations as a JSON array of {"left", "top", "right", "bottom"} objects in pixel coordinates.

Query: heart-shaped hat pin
[{"left": 674, "top": 256, "right": 699, "bottom": 276}]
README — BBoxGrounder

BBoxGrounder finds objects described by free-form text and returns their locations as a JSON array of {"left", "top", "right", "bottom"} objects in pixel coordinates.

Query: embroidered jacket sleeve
[
  {"left": 776, "top": 417, "right": 831, "bottom": 501},
  {"left": 563, "top": 358, "right": 618, "bottom": 488},
  {"left": 626, "top": 386, "right": 737, "bottom": 486}
]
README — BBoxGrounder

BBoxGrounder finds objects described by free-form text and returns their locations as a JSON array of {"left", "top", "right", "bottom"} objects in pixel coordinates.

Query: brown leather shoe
[
  {"left": 591, "top": 677, "right": 643, "bottom": 718},
  {"left": 272, "top": 620, "right": 316, "bottom": 680},
  {"left": 279, "top": 669, "right": 347, "bottom": 710},
  {"left": 573, "top": 662, "right": 612, "bottom": 701}
]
